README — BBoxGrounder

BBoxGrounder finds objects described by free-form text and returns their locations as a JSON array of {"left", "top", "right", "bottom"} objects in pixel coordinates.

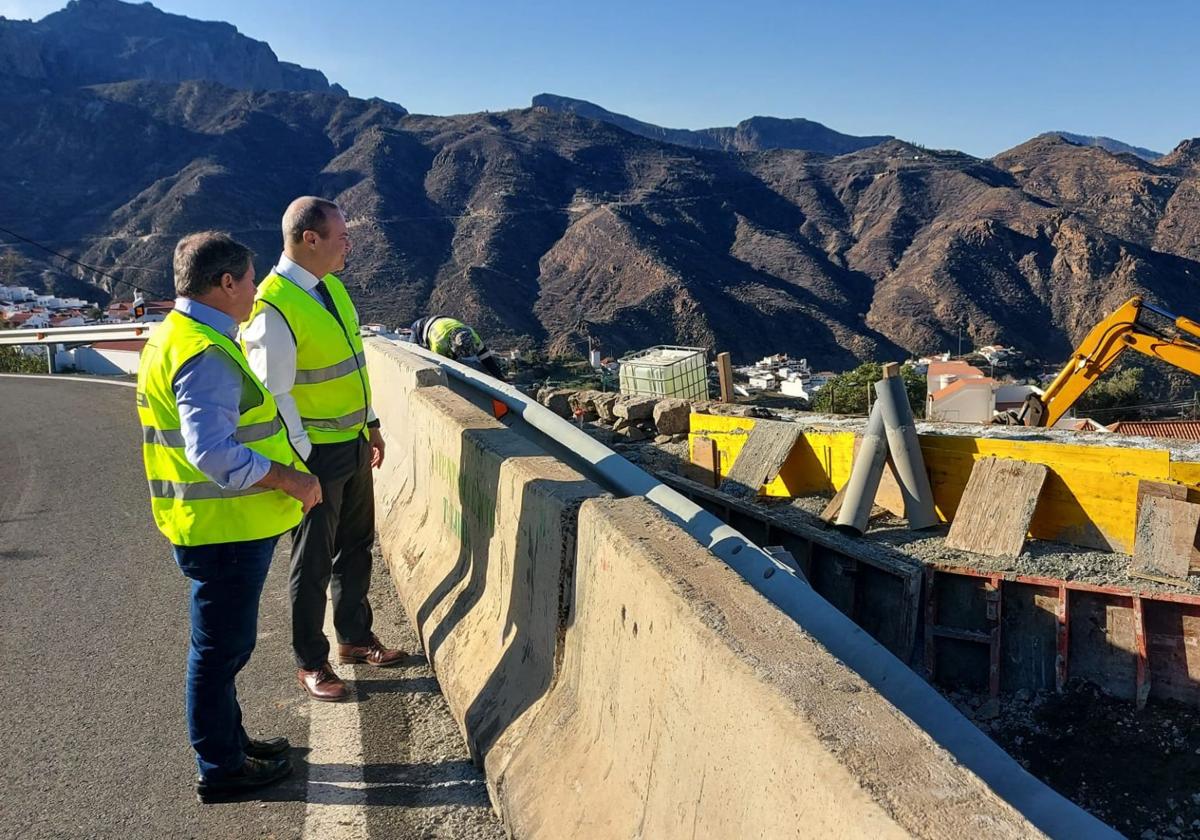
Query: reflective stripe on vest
[
  {"left": 136, "top": 310, "right": 304, "bottom": 547},
  {"left": 248, "top": 272, "right": 372, "bottom": 445},
  {"left": 293, "top": 350, "right": 367, "bottom": 385},
  {"left": 147, "top": 479, "right": 273, "bottom": 501},
  {"left": 301, "top": 407, "right": 369, "bottom": 431}
]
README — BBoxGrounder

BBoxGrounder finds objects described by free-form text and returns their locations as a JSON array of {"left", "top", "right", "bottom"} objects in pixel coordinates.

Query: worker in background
[
  {"left": 410, "top": 315, "right": 505, "bottom": 379},
  {"left": 137, "top": 231, "right": 321, "bottom": 802},
  {"left": 242, "top": 196, "right": 404, "bottom": 704}
]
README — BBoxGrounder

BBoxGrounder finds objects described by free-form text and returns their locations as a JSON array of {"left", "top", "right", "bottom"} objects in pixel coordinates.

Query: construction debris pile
[{"left": 535, "top": 387, "right": 692, "bottom": 444}]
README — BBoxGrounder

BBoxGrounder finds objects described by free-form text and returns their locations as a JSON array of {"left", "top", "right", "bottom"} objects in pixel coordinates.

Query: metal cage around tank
[{"left": 617, "top": 345, "right": 709, "bottom": 401}]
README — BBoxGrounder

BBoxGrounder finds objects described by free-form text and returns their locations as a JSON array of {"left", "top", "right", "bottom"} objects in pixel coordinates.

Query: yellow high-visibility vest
[
  {"left": 248, "top": 272, "right": 372, "bottom": 445},
  {"left": 136, "top": 310, "right": 304, "bottom": 546},
  {"left": 424, "top": 317, "right": 483, "bottom": 357}
]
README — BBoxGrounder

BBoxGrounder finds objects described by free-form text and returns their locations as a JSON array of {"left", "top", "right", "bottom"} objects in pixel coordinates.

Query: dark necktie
[
  {"left": 315, "top": 280, "right": 354, "bottom": 336},
  {"left": 313, "top": 280, "right": 338, "bottom": 317}
]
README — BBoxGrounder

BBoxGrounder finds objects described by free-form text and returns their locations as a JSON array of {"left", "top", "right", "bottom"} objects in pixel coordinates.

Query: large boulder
[
  {"left": 652, "top": 399, "right": 691, "bottom": 436},
  {"left": 613, "top": 395, "right": 657, "bottom": 422},
  {"left": 538, "top": 388, "right": 575, "bottom": 419},
  {"left": 592, "top": 393, "right": 619, "bottom": 423},
  {"left": 569, "top": 390, "right": 600, "bottom": 421}
]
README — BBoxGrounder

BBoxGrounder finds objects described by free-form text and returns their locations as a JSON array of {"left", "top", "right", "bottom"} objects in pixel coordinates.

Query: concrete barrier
[
  {"left": 496, "top": 496, "right": 1048, "bottom": 838},
  {"left": 367, "top": 341, "right": 605, "bottom": 779},
  {"left": 366, "top": 340, "right": 1114, "bottom": 839}
]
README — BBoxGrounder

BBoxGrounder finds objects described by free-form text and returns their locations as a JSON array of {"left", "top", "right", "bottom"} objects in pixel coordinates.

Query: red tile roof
[
  {"left": 91, "top": 340, "right": 147, "bottom": 352},
  {"left": 1107, "top": 420, "right": 1200, "bottom": 440},
  {"left": 930, "top": 377, "right": 994, "bottom": 401},
  {"left": 927, "top": 361, "right": 986, "bottom": 378}
]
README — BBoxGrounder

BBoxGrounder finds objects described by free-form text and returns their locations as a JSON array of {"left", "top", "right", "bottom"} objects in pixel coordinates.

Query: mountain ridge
[
  {"left": 0, "top": 0, "right": 353, "bottom": 97},
  {"left": 532, "top": 92, "right": 893, "bottom": 155},
  {"left": 1039, "top": 131, "right": 1162, "bottom": 162}
]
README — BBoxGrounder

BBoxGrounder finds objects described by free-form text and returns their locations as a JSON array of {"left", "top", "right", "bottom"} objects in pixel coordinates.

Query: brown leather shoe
[
  {"left": 297, "top": 663, "right": 349, "bottom": 702},
  {"left": 337, "top": 633, "right": 405, "bottom": 667}
]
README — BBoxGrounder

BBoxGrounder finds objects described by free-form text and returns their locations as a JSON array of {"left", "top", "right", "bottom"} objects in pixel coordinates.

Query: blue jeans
[{"left": 173, "top": 536, "right": 278, "bottom": 780}]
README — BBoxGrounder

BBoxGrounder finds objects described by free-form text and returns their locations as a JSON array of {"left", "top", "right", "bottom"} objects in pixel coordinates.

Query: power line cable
[{"left": 0, "top": 224, "right": 156, "bottom": 296}]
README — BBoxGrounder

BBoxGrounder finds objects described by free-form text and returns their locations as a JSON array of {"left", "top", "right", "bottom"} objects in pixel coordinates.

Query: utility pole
[{"left": 957, "top": 325, "right": 963, "bottom": 358}]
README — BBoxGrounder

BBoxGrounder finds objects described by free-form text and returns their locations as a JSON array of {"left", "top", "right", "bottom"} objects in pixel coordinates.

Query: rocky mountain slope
[
  {"left": 0, "top": 0, "right": 349, "bottom": 95},
  {"left": 3, "top": 1, "right": 1200, "bottom": 373},
  {"left": 532, "top": 93, "right": 892, "bottom": 155},
  {"left": 1040, "top": 132, "right": 1162, "bottom": 162}
]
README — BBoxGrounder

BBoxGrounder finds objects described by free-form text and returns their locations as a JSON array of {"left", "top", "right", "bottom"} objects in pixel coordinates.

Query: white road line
[
  {"left": 303, "top": 602, "right": 368, "bottom": 839},
  {"left": 0, "top": 373, "right": 137, "bottom": 387}
]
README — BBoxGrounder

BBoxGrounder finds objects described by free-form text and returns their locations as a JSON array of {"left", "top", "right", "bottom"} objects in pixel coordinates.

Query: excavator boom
[{"left": 1021, "top": 296, "right": 1200, "bottom": 427}]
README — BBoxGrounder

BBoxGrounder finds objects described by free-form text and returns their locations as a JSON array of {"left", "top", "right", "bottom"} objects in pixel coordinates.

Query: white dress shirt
[{"left": 242, "top": 253, "right": 375, "bottom": 460}]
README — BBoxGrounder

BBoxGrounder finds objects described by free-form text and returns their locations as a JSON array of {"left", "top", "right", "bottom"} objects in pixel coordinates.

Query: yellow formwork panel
[
  {"left": 689, "top": 413, "right": 1183, "bottom": 553},
  {"left": 688, "top": 414, "right": 856, "bottom": 496},
  {"left": 918, "top": 436, "right": 1169, "bottom": 553},
  {"left": 770, "top": 431, "right": 857, "bottom": 496},
  {"left": 689, "top": 414, "right": 754, "bottom": 478}
]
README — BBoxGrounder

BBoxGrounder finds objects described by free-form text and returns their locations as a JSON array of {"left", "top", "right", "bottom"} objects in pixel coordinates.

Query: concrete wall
[{"left": 366, "top": 340, "right": 1114, "bottom": 839}]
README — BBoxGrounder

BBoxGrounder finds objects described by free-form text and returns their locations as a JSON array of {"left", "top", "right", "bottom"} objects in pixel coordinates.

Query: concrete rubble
[{"left": 537, "top": 387, "right": 692, "bottom": 443}]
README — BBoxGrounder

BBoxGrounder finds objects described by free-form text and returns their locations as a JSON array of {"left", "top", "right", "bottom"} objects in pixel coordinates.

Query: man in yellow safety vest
[
  {"left": 409, "top": 315, "right": 505, "bottom": 379},
  {"left": 137, "top": 231, "right": 321, "bottom": 802},
  {"left": 242, "top": 197, "right": 404, "bottom": 703}
]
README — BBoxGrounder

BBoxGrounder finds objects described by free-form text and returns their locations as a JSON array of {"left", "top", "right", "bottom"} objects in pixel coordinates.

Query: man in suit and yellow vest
[
  {"left": 137, "top": 232, "right": 321, "bottom": 802},
  {"left": 243, "top": 197, "right": 403, "bottom": 703}
]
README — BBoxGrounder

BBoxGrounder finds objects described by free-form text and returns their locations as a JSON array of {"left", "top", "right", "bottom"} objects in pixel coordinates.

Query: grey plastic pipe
[
  {"left": 381, "top": 339, "right": 1121, "bottom": 838},
  {"left": 834, "top": 397, "right": 888, "bottom": 535},
  {"left": 875, "top": 374, "right": 938, "bottom": 529}
]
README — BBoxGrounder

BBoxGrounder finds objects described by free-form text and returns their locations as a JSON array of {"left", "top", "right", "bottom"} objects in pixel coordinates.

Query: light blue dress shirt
[{"left": 172, "top": 297, "right": 271, "bottom": 490}]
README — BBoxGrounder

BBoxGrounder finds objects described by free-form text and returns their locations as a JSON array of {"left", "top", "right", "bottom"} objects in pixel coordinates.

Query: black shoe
[
  {"left": 196, "top": 755, "right": 292, "bottom": 803},
  {"left": 245, "top": 737, "right": 290, "bottom": 759}
]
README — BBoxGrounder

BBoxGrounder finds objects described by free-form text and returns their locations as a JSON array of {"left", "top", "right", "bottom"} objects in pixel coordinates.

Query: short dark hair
[
  {"left": 283, "top": 196, "right": 341, "bottom": 246},
  {"left": 172, "top": 232, "right": 254, "bottom": 297}
]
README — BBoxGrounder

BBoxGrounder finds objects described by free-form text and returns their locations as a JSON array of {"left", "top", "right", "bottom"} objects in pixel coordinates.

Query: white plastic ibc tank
[{"left": 618, "top": 346, "right": 709, "bottom": 401}]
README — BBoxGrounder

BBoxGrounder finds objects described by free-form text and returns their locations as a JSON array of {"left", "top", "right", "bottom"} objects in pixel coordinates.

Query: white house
[
  {"left": 926, "top": 360, "right": 996, "bottom": 423},
  {"left": 65, "top": 339, "right": 145, "bottom": 375},
  {"left": 928, "top": 378, "right": 996, "bottom": 423}
]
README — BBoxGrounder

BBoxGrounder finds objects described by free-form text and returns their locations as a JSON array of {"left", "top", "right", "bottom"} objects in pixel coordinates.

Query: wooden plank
[
  {"left": 687, "top": 436, "right": 721, "bottom": 488},
  {"left": 716, "top": 352, "right": 734, "bottom": 403},
  {"left": 1137, "top": 479, "right": 1200, "bottom": 572},
  {"left": 875, "top": 453, "right": 906, "bottom": 517},
  {"left": 1137, "top": 479, "right": 1187, "bottom": 521},
  {"left": 720, "top": 420, "right": 803, "bottom": 497},
  {"left": 1130, "top": 496, "right": 1199, "bottom": 584},
  {"left": 820, "top": 483, "right": 846, "bottom": 523},
  {"left": 944, "top": 457, "right": 1048, "bottom": 558}
]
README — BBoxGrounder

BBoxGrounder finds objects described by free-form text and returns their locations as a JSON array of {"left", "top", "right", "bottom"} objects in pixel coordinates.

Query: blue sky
[{"left": 3, "top": 0, "right": 1197, "bottom": 157}]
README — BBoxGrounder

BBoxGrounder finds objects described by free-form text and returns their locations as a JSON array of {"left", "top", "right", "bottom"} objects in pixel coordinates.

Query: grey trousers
[{"left": 289, "top": 435, "right": 375, "bottom": 670}]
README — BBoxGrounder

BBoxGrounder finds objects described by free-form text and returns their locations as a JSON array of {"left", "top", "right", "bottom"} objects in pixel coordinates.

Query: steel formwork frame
[
  {"left": 659, "top": 473, "right": 1200, "bottom": 710},
  {"left": 925, "top": 565, "right": 1200, "bottom": 709}
]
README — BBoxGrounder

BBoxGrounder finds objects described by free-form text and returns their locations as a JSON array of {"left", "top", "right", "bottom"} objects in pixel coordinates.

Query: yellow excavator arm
[{"left": 1020, "top": 296, "right": 1200, "bottom": 427}]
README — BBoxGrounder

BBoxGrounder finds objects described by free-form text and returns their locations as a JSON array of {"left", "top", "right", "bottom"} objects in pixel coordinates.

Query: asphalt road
[{"left": 0, "top": 376, "right": 503, "bottom": 840}]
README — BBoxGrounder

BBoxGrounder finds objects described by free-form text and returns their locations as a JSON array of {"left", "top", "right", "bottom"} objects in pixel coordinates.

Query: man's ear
[
  {"left": 220, "top": 272, "right": 237, "bottom": 295},
  {"left": 303, "top": 230, "right": 319, "bottom": 248}
]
